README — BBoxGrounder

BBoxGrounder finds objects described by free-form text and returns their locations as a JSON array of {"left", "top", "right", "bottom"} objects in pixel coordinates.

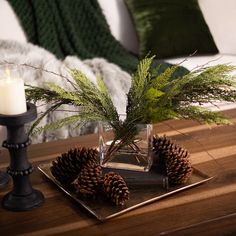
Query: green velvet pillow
[{"left": 125, "top": 0, "right": 218, "bottom": 58}]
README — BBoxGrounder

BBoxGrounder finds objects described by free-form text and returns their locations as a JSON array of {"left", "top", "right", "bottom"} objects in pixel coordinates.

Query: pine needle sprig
[
  {"left": 151, "top": 64, "right": 180, "bottom": 91},
  {"left": 25, "top": 56, "right": 236, "bottom": 164},
  {"left": 144, "top": 62, "right": 236, "bottom": 123},
  {"left": 102, "top": 57, "right": 157, "bottom": 163},
  {"left": 176, "top": 105, "right": 231, "bottom": 125},
  {"left": 34, "top": 114, "right": 83, "bottom": 134},
  {"left": 46, "top": 83, "right": 82, "bottom": 106},
  {"left": 172, "top": 64, "right": 236, "bottom": 100},
  {"left": 126, "top": 56, "right": 154, "bottom": 123},
  {"left": 26, "top": 85, "right": 62, "bottom": 103},
  {"left": 26, "top": 69, "right": 119, "bottom": 136},
  {"left": 28, "top": 102, "right": 64, "bottom": 135},
  {"left": 71, "top": 70, "right": 119, "bottom": 123}
]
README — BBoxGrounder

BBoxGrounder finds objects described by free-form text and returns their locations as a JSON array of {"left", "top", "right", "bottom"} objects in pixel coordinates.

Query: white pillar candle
[{"left": 0, "top": 70, "right": 27, "bottom": 115}]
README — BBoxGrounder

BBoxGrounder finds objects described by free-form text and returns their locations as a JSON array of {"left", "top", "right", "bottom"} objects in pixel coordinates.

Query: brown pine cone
[
  {"left": 72, "top": 164, "right": 103, "bottom": 196},
  {"left": 153, "top": 135, "right": 189, "bottom": 157},
  {"left": 50, "top": 147, "right": 99, "bottom": 186},
  {"left": 165, "top": 153, "right": 192, "bottom": 185},
  {"left": 153, "top": 135, "right": 192, "bottom": 185},
  {"left": 103, "top": 172, "right": 129, "bottom": 206}
]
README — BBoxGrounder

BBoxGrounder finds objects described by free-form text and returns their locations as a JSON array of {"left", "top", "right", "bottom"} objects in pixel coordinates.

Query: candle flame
[{"left": 5, "top": 68, "right": 11, "bottom": 82}]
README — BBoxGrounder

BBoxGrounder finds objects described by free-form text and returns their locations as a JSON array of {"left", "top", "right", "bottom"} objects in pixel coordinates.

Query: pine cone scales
[
  {"left": 50, "top": 157, "right": 78, "bottom": 186},
  {"left": 165, "top": 154, "right": 192, "bottom": 185},
  {"left": 103, "top": 172, "right": 129, "bottom": 206},
  {"left": 153, "top": 135, "right": 185, "bottom": 156},
  {"left": 153, "top": 135, "right": 193, "bottom": 185},
  {"left": 72, "top": 164, "right": 103, "bottom": 196},
  {"left": 50, "top": 147, "right": 99, "bottom": 186}
]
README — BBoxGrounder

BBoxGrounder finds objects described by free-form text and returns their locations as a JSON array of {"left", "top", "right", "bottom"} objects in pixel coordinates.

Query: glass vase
[{"left": 98, "top": 122, "right": 153, "bottom": 172}]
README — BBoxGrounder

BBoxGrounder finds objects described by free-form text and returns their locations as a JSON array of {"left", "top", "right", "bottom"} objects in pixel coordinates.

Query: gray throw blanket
[{"left": 0, "top": 40, "right": 131, "bottom": 143}]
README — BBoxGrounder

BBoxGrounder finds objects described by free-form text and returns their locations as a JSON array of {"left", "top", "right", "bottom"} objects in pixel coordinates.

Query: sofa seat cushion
[
  {"left": 166, "top": 54, "right": 236, "bottom": 71},
  {"left": 199, "top": 0, "right": 236, "bottom": 55}
]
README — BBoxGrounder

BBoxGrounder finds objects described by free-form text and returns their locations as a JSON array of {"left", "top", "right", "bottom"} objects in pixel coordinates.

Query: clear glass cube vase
[{"left": 98, "top": 122, "right": 153, "bottom": 172}]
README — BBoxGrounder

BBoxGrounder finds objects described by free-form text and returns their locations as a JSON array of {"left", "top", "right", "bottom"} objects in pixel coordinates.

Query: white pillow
[
  {"left": 199, "top": 0, "right": 236, "bottom": 54},
  {"left": 0, "top": 0, "right": 27, "bottom": 42}
]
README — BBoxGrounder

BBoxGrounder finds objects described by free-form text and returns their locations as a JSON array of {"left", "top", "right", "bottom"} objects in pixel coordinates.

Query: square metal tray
[{"left": 38, "top": 163, "right": 213, "bottom": 221}]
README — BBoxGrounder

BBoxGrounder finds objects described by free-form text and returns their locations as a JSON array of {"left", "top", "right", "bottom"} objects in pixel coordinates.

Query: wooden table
[{"left": 0, "top": 109, "right": 236, "bottom": 236}]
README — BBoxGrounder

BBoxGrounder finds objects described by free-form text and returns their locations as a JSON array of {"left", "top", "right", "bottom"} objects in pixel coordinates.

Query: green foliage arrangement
[{"left": 26, "top": 56, "right": 236, "bottom": 162}]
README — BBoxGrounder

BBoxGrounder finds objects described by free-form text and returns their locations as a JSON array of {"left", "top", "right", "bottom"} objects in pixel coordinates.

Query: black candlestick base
[
  {"left": 0, "top": 171, "right": 9, "bottom": 189},
  {"left": 0, "top": 103, "right": 44, "bottom": 211},
  {"left": 3, "top": 189, "right": 44, "bottom": 211}
]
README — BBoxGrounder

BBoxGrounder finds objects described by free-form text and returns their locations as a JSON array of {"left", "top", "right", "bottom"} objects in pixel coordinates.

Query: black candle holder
[{"left": 0, "top": 103, "right": 44, "bottom": 211}]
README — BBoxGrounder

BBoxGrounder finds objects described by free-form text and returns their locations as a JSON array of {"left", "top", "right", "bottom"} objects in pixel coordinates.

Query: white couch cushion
[
  {"left": 198, "top": 0, "right": 236, "bottom": 54},
  {"left": 166, "top": 54, "right": 236, "bottom": 72},
  {"left": 0, "top": 0, "right": 27, "bottom": 42}
]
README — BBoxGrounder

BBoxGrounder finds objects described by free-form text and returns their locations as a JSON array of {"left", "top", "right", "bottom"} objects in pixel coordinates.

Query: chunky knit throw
[{"left": 8, "top": 0, "right": 187, "bottom": 76}]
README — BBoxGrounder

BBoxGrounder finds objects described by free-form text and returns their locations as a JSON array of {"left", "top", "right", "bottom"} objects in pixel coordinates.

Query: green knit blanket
[{"left": 8, "top": 0, "right": 187, "bottom": 76}]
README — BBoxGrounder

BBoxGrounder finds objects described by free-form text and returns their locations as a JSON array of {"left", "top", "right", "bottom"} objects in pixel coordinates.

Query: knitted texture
[{"left": 8, "top": 0, "right": 188, "bottom": 76}]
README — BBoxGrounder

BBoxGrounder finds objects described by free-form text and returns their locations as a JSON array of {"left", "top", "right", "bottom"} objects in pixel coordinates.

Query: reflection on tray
[{"left": 38, "top": 163, "right": 213, "bottom": 221}]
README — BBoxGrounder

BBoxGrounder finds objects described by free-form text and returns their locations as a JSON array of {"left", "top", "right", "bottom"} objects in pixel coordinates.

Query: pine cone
[
  {"left": 50, "top": 147, "right": 99, "bottom": 186},
  {"left": 153, "top": 135, "right": 192, "bottom": 185},
  {"left": 72, "top": 164, "right": 103, "bottom": 196},
  {"left": 165, "top": 153, "right": 193, "bottom": 185},
  {"left": 103, "top": 172, "right": 129, "bottom": 206}
]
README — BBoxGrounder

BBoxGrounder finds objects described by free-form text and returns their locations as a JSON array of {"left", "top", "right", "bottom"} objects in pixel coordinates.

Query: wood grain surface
[{"left": 0, "top": 109, "right": 236, "bottom": 236}]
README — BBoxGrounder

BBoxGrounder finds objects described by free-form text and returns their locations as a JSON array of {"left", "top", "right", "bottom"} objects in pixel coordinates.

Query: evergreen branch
[
  {"left": 46, "top": 82, "right": 81, "bottom": 105},
  {"left": 71, "top": 70, "right": 119, "bottom": 123},
  {"left": 134, "top": 56, "right": 154, "bottom": 92},
  {"left": 37, "top": 114, "right": 82, "bottom": 133},
  {"left": 97, "top": 76, "right": 119, "bottom": 122},
  {"left": 126, "top": 56, "right": 155, "bottom": 123},
  {"left": 19, "top": 56, "right": 236, "bottom": 153},
  {"left": 151, "top": 64, "right": 180, "bottom": 90},
  {"left": 28, "top": 102, "right": 64, "bottom": 135},
  {"left": 71, "top": 69, "right": 97, "bottom": 92},
  {"left": 170, "top": 64, "right": 236, "bottom": 104},
  {"left": 26, "top": 85, "right": 61, "bottom": 103},
  {"left": 144, "top": 62, "right": 236, "bottom": 124},
  {"left": 176, "top": 105, "right": 231, "bottom": 125},
  {"left": 186, "top": 57, "right": 222, "bottom": 74}
]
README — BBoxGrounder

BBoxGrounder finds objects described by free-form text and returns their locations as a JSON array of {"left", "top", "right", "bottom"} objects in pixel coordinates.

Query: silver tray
[{"left": 38, "top": 163, "right": 213, "bottom": 221}]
